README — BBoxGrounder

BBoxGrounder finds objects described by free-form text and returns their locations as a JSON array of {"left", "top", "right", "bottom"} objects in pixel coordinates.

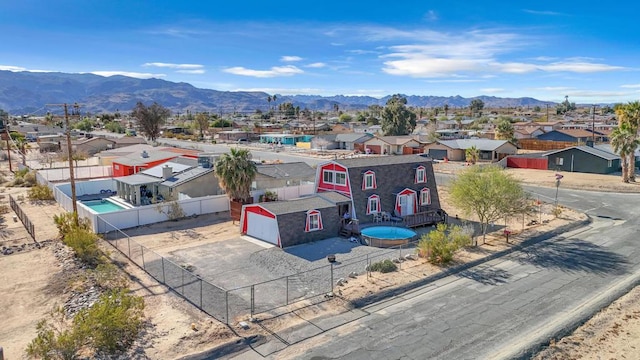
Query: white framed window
[
  {"left": 420, "top": 188, "right": 431, "bottom": 205},
  {"left": 415, "top": 166, "right": 427, "bottom": 183},
  {"left": 305, "top": 210, "right": 323, "bottom": 232},
  {"left": 323, "top": 169, "right": 347, "bottom": 186},
  {"left": 608, "top": 160, "right": 613, "bottom": 167},
  {"left": 555, "top": 157, "right": 564, "bottom": 166},
  {"left": 367, "top": 195, "right": 380, "bottom": 214},
  {"left": 362, "top": 170, "right": 377, "bottom": 190},
  {"left": 323, "top": 170, "right": 334, "bottom": 183}
]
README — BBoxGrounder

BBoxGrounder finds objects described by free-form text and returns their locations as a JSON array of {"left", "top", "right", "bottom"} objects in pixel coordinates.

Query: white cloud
[
  {"left": 91, "top": 71, "right": 166, "bottom": 79},
  {"left": 233, "top": 87, "right": 321, "bottom": 95},
  {"left": 621, "top": 84, "right": 640, "bottom": 89},
  {"left": 223, "top": 65, "right": 304, "bottom": 78},
  {"left": 0, "top": 65, "right": 27, "bottom": 71},
  {"left": 143, "top": 62, "right": 204, "bottom": 69},
  {"left": 281, "top": 56, "right": 303, "bottom": 62},
  {"left": 565, "top": 90, "right": 633, "bottom": 98},
  {"left": 480, "top": 88, "right": 505, "bottom": 94},
  {"left": 306, "top": 62, "right": 327, "bottom": 68},
  {"left": 176, "top": 69, "right": 206, "bottom": 74},
  {"left": 539, "top": 62, "right": 625, "bottom": 73},
  {"left": 347, "top": 49, "right": 379, "bottom": 55},
  {"left": 533, "top": 86, "right": 575, "bottom": 92},
  {"left": 522, "top": 9, "right": 563, "bottom": 16}
]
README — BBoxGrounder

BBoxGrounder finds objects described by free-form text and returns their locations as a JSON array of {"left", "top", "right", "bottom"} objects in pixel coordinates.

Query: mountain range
[{"left": 0, "top": 70, "right": 557, "bottom": 116}]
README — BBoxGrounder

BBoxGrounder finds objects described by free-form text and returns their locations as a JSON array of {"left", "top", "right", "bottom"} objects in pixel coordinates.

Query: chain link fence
[{"left": 100, "top": 213, "right": 427, "bottom": 323}]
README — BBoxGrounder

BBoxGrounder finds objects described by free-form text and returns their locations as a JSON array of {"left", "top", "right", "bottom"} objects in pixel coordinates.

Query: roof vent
[
  {"left": 162, "top": 165, "right": 173, "bottom": 180},
  {"left": 141, "top": 150, "right": 149, "bottom": 158}
]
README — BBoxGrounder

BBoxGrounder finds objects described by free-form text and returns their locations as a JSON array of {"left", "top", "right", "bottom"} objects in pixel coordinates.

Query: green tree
[
  {"left": 416, "top": 223, "right": 471, "bottom": 264},
  {"left": 465, "top": 145, "right": 479, "bottom": 164},
  {"left": 338, "top": 113, "right": 353, "bottom": 123},
  {"left": 469, "top": 99, "right": 484, "bottom": 117},
  {"left": 615, "top": 101, "right": 640, "bottom": 182},
  {"left": 215, "top": 148, "right": 257, "bottom": 202},
  {"left": 74, "top": 118, "right": 95, "bottom": 132},
  {"left": 443, "top": 104, "right": 450, "bottom": 117},
  {"left": 556, "top": 95, "right": 576, "bottom": 115},
  {"left": 449, "top": 166, "right": 526, "bottom": 243},
  {"left": 74, "top": 289, "right": 145, "bottom": 354},
  {"left": 381, "top": 95, "right": 417, "bottom": 136},
  {"left": 212, "top": 119, "right": 232, "bottom": 128},
  {"left": 495, "top": 119, "right": 516, "bottom": 142},
  {"left": 194, "top": 112, "right": 210, "bottom": 139},
  {"left": 131, "top": 102, "right": 170, "bottom": 141},
  {"left": 611, "top": 121, "right": 638, "bottom": 183}
]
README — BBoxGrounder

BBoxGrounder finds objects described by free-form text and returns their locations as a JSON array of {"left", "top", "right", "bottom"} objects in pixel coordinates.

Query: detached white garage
[{"left": 240, "top": 205, "right": 280, "bottom": 247}]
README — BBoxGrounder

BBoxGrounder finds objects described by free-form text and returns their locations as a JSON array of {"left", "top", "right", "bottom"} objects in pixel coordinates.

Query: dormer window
[
  {"left": 362, "top": 170, "right": 377, "bottom": 190},
  {"left": 415, "top": 165, "right": 427, "bottom": 184},
  {"left": 305, "top": 209, "right": 323, "bottom": 232},
  {"left": 366, "top": 194, "right": 380, "bottom": 214},
  {"left": 420, "top": 187, "right": 431, "bottom": 205}
]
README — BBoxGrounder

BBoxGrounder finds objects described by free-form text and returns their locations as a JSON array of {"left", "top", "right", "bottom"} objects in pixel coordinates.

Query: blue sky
[{"left": 1, "top": 0, "right": 639, "bottom": 103}]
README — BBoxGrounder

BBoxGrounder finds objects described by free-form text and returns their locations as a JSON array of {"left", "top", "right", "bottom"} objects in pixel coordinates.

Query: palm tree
[
  {"left": 214, "top": 148, "right": 257, "bottom": 202},
  {"left": 465, "top": 145, "right": 479, "bottom": 164},
  {"left": 267, "top": 95, "right": 272, "bottom": 113},
  {"left": 615, "top": 101, "right": 640, "bottom": 182},
  {"left": 444, "top": 104, "right": 449, "bottom": 117},
  {"left": 611, "top": 122, "right": 637, "bottom": 183}
]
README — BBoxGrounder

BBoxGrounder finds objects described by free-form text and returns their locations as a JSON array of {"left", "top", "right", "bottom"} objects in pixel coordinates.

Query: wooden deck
[{"left": 402, "top": 209, "right": 448, "bottom": 228}]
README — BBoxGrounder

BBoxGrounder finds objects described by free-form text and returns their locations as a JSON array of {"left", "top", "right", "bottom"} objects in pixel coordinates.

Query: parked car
[{"left": 237, "top": 138, "right": 249, "bottom": 144}]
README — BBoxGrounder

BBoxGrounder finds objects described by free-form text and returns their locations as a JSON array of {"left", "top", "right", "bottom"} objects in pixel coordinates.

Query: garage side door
[
  {"left": 428, "top": 149, "right": 448, "bottom": 160},
  {"left": 246, "top": 212, "right": 279, "bottom": 245}
]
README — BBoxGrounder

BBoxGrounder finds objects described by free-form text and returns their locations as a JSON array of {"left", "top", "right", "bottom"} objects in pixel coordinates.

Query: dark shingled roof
[
  {"left": 256, "top": 162, "right": 316, "bottom": 179},
  {"left": 544, "top": 145, "right": 620, "bottom": 160},
  {"left": 259, "top": 192, "right": 350, "bottom": 215},
  {"left": 331, "top": 154, "right": 431, "bottom": 169}
]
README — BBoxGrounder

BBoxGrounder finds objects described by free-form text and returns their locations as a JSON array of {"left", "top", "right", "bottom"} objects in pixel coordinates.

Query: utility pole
[
  {"left": 591, "top": 104, "right": 597, "bottom": 145},
  {"left": 48, "top": 103, "right": 79, "bottom": 225},
  {"left": 546, "top": 104, "right": 550, "bottom": 122}
]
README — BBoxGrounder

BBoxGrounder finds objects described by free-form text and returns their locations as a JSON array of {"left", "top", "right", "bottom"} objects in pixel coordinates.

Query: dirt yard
[{"left": 1, "top": 158, "right": 640, "bottom": 360}]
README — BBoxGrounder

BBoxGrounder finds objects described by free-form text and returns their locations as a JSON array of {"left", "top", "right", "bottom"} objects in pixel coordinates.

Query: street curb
[
  {"left": 497, "top": 269, "right": 640, "bottom": 359},
  {"left": 351, "top": 216, "right": 593, "bottom": 309}
]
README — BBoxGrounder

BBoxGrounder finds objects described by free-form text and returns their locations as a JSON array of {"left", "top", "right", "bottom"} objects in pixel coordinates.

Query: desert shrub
[
  {"left": 416, "top": 223, "right": 471, "bottom": 265},
  {"left": 26, "top": 308, "right": 83, "bottom": 360},
  {"left": 63, "top": 228, "right": 102, "bottom": 266},
  {"left": 53, "top": 212, "right": 91, "bottom": 238},
  {"left": 368, "top": 259, "right": 398, "bottom": 273},
  {"left": 74, "top": 289, "right": 145, "bottom": 354},
  {"left": 92, "top": 263, "right": 129, "bottom": 290},
  {"left": 28, "top": 183, "right": 55, "bottom": 200},
  {"left": 155, "top": 200, "right": 186, "bottom": 221},
  {"left": 10, "top": 168, "right": 37, "bottom": 187}
]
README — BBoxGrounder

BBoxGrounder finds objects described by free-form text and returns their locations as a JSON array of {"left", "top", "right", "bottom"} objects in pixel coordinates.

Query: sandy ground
[{"left": 1, "top": 156, "right": 639, "bottom": 360}]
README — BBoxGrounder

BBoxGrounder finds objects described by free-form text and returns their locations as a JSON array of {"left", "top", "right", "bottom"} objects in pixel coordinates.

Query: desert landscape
[{"left": 1, "top": 161, "right": 639, "bottom": 360}]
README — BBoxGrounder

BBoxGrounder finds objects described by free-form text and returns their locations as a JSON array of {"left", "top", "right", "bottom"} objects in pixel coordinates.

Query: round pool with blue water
[{"left": 361, "top": 226, "right": 417, "bottom": 248}]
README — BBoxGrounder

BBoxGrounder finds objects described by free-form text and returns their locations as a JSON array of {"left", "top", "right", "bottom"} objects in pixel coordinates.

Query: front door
[{"left": 399, "top": 194, "right": 415, "bottom": 216}]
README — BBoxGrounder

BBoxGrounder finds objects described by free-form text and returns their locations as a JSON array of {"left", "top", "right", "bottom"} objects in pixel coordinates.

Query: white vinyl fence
[
  {"left": 37, "top": 166, "right": 113, "bottom": 182},
  {"left": 250, "top": 183, "right": 315, "bottom": 203},
  {"left": 44, "top": 177, "right": 230, "bottom": 233}
]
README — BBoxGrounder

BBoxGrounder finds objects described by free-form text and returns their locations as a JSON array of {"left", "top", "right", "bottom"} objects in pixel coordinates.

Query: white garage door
[{"left": 246, "top": 212, "right": 279, "bottom": 245}]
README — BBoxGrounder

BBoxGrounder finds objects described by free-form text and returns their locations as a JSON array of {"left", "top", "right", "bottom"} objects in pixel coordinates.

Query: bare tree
[{"left": 131, "top": 102, "right": 171, "bottom": 141}]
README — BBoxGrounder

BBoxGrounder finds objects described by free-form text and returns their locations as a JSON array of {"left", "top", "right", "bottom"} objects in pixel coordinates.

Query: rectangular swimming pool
[{"left": 82, "top": 199, "right": 126, "bottom": 214}]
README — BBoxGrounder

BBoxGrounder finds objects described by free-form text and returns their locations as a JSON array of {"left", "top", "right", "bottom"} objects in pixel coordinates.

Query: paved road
[{"left": 237, "top": 187, "right": 640, "bottom": 359}]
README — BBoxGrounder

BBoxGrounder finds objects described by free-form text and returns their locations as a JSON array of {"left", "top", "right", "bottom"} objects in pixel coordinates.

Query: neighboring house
[
  {"left": 240, "top": 192, "right": 351, "bottom": 247},
  {"left": 362, "top": 136, "right": 422, "bottom": 155},
  {"left": 514, "top": 126, "right": 544, "bottom": 140},
  {"left": 113, "top": 155, "right": 220, "bottom": 206},
  {"left": 532, "top": 121, "right": 564, "bottom": 132},
  {"left": 111, "top": 148, "right": 180, "bottom": 177},
  {"left": 536, "top": 129, "right": 606, "bottom": 143},
  {"left": 112, "top": 136, "right": 147, "bottom": 148},
  {"left": 545, "top": 146, "right": 620, "bottom": 174},
  {"left": 96, "top": 144, "right": 199, "bottom": 166},
  {"left": 216, "top": 130, "right": 253, "bottom": 143},
  {"left": 423, "top": 139, "right": 518, "bottom": 161},
  {"left": 253, "top": 162, "right": 316, "bottom": 189},
  {"left": 72, "top": 137, "right": 116, "bottom": 155},
  {"left": 315, "top": 155, "right": 442, "bottom": 222},
  {"left": 259, "top": 133, "right": 310, "bottom": 145},
  {"left": 312, "top": 133, "right": 373, "bottom": 151},
  {"left": 595, "top": 144, "right": 640, "bottom": 166}
]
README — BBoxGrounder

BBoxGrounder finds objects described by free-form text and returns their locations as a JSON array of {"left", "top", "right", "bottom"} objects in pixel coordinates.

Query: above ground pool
[{"left": 361, "top": 226, "right": 417, "bottom": 248}]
